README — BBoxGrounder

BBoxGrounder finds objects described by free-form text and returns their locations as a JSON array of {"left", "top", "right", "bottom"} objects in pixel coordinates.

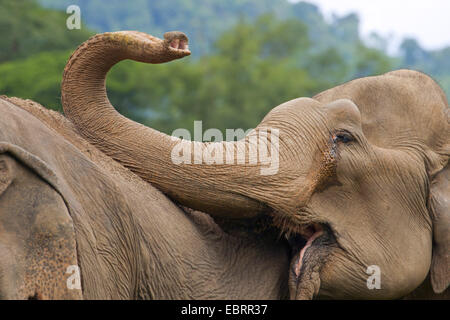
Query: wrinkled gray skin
[
  {"left": 60, "top": 31, "right": 449, "bottom": 300},
  {"left": 1, "top": 30, "right": 449, "bottom": 300},
  {"left": 0, "top": 97, "right": 289, "bottom": 299}
]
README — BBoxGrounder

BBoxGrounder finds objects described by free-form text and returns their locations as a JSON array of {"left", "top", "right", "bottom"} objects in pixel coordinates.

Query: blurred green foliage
[
  {"left": 0, "top": 50, "right": 71, "bottom": 110},
  {"left": 0, "top": 0, "right": 92, "bottom": 62},
  {"left": 39, "top": 0, "right": 291, "bottom": 57},
  {"left": 0, "top": 0, "right": 447, "bottom": 137},
  {"left": 109, "top": 15, "right": 328, "bottom": 133}
]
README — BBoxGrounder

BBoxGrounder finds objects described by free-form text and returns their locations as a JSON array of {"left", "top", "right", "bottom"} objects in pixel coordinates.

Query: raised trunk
[{"left": 62, "top": 31, "right": 275, "bottom": 218}]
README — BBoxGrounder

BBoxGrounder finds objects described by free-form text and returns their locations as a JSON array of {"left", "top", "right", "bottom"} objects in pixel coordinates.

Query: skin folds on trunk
[
  {"left": 0, "top": 97, "right": 291, "bottom": 299},
  {"left": 61, "top": 31, "right": 274, "bottom": 218}
]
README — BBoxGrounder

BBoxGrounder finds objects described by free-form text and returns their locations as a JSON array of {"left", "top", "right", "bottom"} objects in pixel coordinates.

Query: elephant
[
  {"left": 60, "top": 30, "right": 449, "bottom": 300},
  {"left": 0, "top": 29, "right": 448, "bottom": 300},
  {"left": 0, "top": 96, "right": 289, "bottom": 299}
]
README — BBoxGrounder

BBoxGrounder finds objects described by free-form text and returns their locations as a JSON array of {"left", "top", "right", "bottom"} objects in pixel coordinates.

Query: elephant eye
[{"left": 333, "top": 131, "right": 354, "bottom": 144}]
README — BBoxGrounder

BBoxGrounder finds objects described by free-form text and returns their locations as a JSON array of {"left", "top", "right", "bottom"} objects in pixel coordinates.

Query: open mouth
[
  {"left": 284, "top": 223, "right": 336, "bottom": 300},
  {"left": 287, "top": 223, "right": 324, "bottom": 278}
]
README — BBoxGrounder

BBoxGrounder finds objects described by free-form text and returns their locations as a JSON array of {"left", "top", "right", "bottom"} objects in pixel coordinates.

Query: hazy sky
[{"left": 296, "top": 0, "right": 450, "bottom": 50}]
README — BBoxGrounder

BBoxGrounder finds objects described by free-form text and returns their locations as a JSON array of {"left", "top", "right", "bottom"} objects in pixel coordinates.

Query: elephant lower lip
[
  {"left": 287, "top": 223, "right": 323, "bottom": 278},
  {"left": 286, "top": 223, "right": 334, "bottom": 299},
  {"left": 293, "top": 225, "right": 324, "bottom": 278}
]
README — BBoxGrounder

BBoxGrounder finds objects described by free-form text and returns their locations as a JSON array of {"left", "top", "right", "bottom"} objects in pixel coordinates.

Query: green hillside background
[{"left": 1, "top": 0, "right": 449, "bottom": 135}]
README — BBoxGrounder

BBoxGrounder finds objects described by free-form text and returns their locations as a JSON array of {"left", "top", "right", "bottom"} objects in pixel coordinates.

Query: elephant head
[{"left": 61, "top": 31, "right": 449, "bottom": 299}]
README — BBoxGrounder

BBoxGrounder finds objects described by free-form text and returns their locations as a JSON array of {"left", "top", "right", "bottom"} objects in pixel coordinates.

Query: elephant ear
[
  {"left": 429, "top": 162, "right": 449, "bottom": 294},
  {"left": 0, "top": 154, "right": 14, "bottom": 195}
]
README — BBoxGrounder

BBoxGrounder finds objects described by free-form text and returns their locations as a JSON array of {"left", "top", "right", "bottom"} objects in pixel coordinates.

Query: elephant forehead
[
  {"left": 323, "top": 99, "right": 362, "bottom": 128},
  {"left": 262, "top": 98, "right": 331, "bottom": 160},
  {"left": 314, "top": 70, "right": 449, "bottom": 154},
  {"left": 263, "top": 97, "right": 328, "bottom": 134}
]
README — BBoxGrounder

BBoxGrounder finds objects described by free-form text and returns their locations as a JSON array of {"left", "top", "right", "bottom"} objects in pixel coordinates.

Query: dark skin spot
[{"left": 313, "top": 137, "right": 342, "bottom": 194}]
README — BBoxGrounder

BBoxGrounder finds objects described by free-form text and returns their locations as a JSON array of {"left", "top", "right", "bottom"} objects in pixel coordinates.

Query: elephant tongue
[
  {"left": 289, "top": 223, "right": 325, "bottom": 300},
  {"left": 294, "top": 225, "right": 324, "bottom": 277}
]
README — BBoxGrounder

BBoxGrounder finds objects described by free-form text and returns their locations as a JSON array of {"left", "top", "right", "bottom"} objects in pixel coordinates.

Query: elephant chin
[{"left": 285, "top": 223, "right": 336, "bottom": 300}]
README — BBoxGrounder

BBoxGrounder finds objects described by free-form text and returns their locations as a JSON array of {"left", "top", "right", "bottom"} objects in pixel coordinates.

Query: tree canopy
[
  {"left": 0, "top": 0, "right": 447, "bottom": 136},
  {"left": 0, "top": 0, "right": 92, "bottom": 62}
]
